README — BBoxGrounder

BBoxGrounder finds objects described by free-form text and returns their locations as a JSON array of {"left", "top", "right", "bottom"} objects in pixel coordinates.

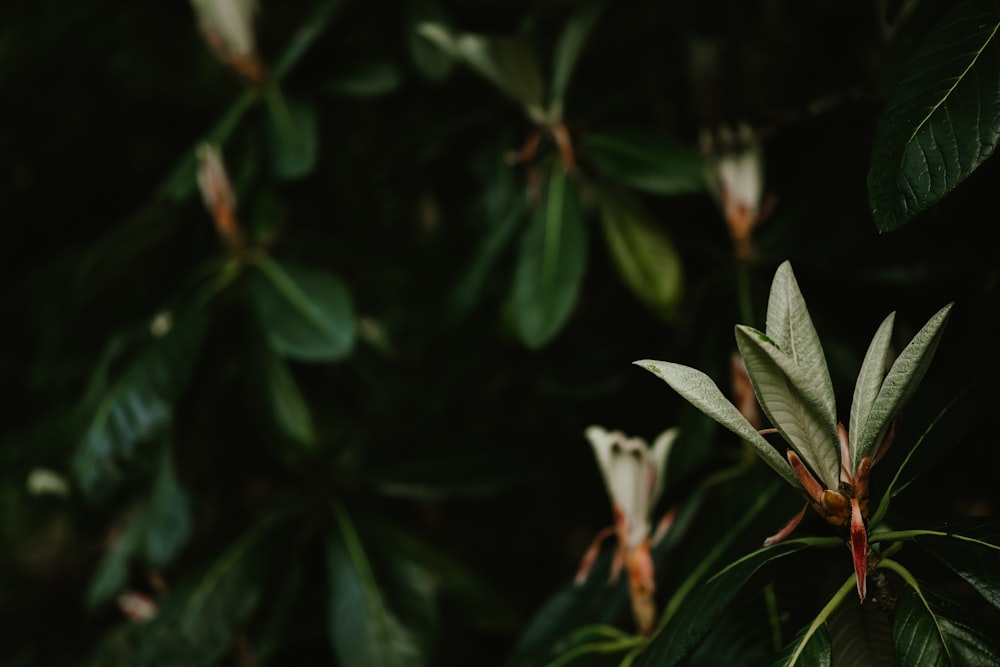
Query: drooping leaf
[
  {"left": 633, "top": 540, "right": 813, "bottom": 667},
  {"left": 892, "top": 578, "right": 1000, "bottom": 666},
  {"left": 73, "top": 311, "right": 206, "bottom": 501},
  {"left": 583, "top": 128, "right": 708, "bottom": 195},
  {"left": 326, "top": 508, "right": 436, "bottom": 667},
  {"left": 854, "top": 303, "right": 952, "bottom": 468},
  {"left": 868, "top": 0, "right": 1000, "bottom": 232},
  {"left": 265, "top": 95, "right": 319, "bottom": 181},
  {"left": 86, "top": 506, "right": 147, "bottom": 609},
  {"left": 634, "top": 360, "right": 799, "bottom": 488},
  {"left": 416, "top": 23, "right": 546, "bottom": 120},
  {"left": 133, "top": 516, "right": 278, "bottom": 666},
  {"left": 248, "top": 256, "right": 356, "bottom": 362},
  {"left": 548, "top": 1, "right": 603, "bottom": 120},
  {"left": 913, "top": 522, "right": 1000, "bottom": 612},
  {"left": 510, "top": 165, "right": 587, "bottom": 348},
  {"left": 763, "top": 262, "right": 837, "bottom": 425},
  {"left": 597, "top": 187, "right": 683, "bottom": 320},
  {"left": 735, "top": 326, "right": 841, "bottom": 490},
  {"left": 849, "top": 313, "right": 895, "bottom": 454}
]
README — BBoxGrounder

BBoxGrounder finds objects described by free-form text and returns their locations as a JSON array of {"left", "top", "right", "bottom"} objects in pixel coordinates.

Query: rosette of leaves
[{"left": 631, "top": 261, "right": 1000, "bottom": 666}]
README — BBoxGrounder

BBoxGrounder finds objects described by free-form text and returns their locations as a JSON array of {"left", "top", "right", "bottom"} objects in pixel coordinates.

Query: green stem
[{"left": 764, "top": 583, "right": 783, "bottom": 654}]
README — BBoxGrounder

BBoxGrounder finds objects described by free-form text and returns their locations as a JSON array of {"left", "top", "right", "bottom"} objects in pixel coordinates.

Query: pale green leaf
[
  {"left": 248, "top": 257, "right": 356, "bottom": 362},
  {"left": 854, "top": 303, "right": 953, "bottom": 468},
  {"left": 735, "top": 326, "right": 841, "bottom": 490},
  {"left": 763, "top": 262, "right": 836, "bottom": 424},
  {"left": 597, "top": 187, "right": 683, "bottom": 320},
  {"left": 510, "top": 165, "right": 587, "bottom": 348},
  {"left": 849, "top": 313, "right": 895, "bottom": 455},
  {"left": 634, "top": 360, "right": 799, "bottom": 489}
]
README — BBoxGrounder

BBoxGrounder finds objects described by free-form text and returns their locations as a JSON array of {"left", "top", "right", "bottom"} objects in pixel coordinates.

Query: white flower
[{"left": 701, "top": 124, "right": 767, "bottom": 260}]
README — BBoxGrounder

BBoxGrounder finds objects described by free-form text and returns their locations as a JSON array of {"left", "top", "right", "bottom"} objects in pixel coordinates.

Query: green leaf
[
  {"left": 86, "top": 506, "right": 147, "bottom": 609},
  {"left": 634, "top": 360, "right": 800, "bottom": 489},
  {"left": 143, "top": 449, "right": 192, "bottom": 568},
  {"left": 763, "top": 262, "right": 837, "bottom": 425},
  {"left": 868, "top": 0, "right": 1000, "bottom": 232},
  {"left": 326, "top": 58, "right": 403, "bottom": 97},
  {"left": 583, "top": 129, "right": 708, "bottom": 195},
  {"left": 597, "top": 187, "right": 683, "bottom": 320},
  {"left": 548, "top": 2, "right": 603, "bottom": 120},
  {"left": 327, "top": 507, "right": 436, "bottom": 667},
  {"left": 772, "top": 622, "right": 832, "bottom": 667},
  {"left": 416, "top": 23, "right": 545, "bottom": 119},
  {"left": 248, "top": 257, "right": 356, "bottom": 362},
  {"left": 72, "top": 311, "right": 206, "bottom": 501},
  {"left": 510, "top": 165, "right": 587, "bottom": 348},
  {"left": 824, "top": 598, "right": 895, "bottom": 667},
  {"left": 735, "top": 326, "right": 841, "bottom": 490},
  {"left": 265, "top": 95, "right": 319, "bottom": 181},
  {"left": 849, "top": 313, "right": 895, "bottom": 456},
  {"left": 854, "top": 304, "right": 952, "bottom": 468},
  {"left": 913, "top": 522, "right": 1000, "bottom": 612},
  {"left": 891, "top": 576, "right": 1000, "bottom": 666},
  {"left": 263, "top": 351, "right": 317, "bottom": 447},
  {"left": 133, "top": 516, "right": 278, "bottom": 666},
  {"left": 634, "top": 541, "right": 813, "bottom": 667}
]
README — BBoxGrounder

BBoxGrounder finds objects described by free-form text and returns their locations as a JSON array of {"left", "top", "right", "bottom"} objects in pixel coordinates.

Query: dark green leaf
[
  {"left": 86, "top": 507, "right": 147, "bottom": 609},
  {"left": 133, "top": 517, "right": 276, "bottom": 666},
  {"left": 263, "top": 351, "right": 317, "bottom": 447},
  {"left": 913, "top": 522, "right": 1000, "bottom": 612},
  {"left": 266, "top": 95, "right": 319, "bottom": 181},
  {"left": 143, "top": 450, "right": 192, "bottom": 568},
  {"left": 510, "top": 165, "right": 587, "bottom": 348},
  {"left": 326, "top": 508, "right": 436, "bottom": 667},
  {"left": 326, "top": 58, "right": 403, "bottom": 97},
  {"left": 893, "top": 580, "right": 1000, "bottom": 666},
  {"left": 248, "top": 257, "right": 356, "bottom": 362},
  {"left": 868, "top": 0, "right": 1000, "bottom": 231},
  {"left": 597, "top": 187, "right": 683, "bottom": 320},
  {"left": 634, "top": 541, "right": 813, "bottom": 667},
  {"left": 825, "top": 599, "right": 894, "bottom": 667},
  {"left": 583, "top": 129, "right": 708, "bottom": 195},
  {"left": 548, "top": 2, "right": 603, "bottom": 119},
  {"left": 772, "top": 623, "right": 831, "bottom": 667},
  {"left": 72, "top": 312, "right": 206, "bottom": 501}
]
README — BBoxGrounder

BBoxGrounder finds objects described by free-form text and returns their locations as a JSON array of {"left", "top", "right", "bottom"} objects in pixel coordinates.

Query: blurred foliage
[{"left": 2, "top": 0, "right": 1000, "bottom": 665}]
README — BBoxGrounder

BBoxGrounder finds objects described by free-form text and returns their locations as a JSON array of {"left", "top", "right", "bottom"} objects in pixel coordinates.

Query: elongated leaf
[
  {"left": 73, "top": 312, "right": 206, "bottom": 501},
  {"left": 868, "top": 0, "right": 1000, "bottom": 232},
  {"left": 634, "top": 541, "right": 812, "bottom": 667},
  {"left": 893, "top": 580, "right": 1000, "bottom": 666},
  {"left": 913, "top": 522, "right": 1000, "bottom": 612},
  {"left": 849, "top": 313, "right": 895, "bottom": 454},
  {"left": 266, "top": 95, "right": 319, "bottom": 181},
  {"left": 134, "top": 516, "right": 277, "bottom": 666},
  {"left": 597, "top": 187, "right": 683, "bottom": 320},
  {"left": 825, "top": 598, "right": 895, "bottom": 667},
  {"left": 583, "top": 129, "right": 708, "bottom": 195},
  {"left": 249, "top": 257, "right": 356, "bottom": 362},
  {"left": 763, "top": 262, "right": 836, "bottom": 424},
  {"left": 327, "top": 509, "right": 435, "bottom": 667},
  {"left": 854, "top": 304, "right": 952, "bottom": 468},
  {"left": 635, "top": 360, "right": 799, "bottom": 488},
  {"left": 416, "top": 24, "right": 545, "bottom": 119},
  {"left": 143, "top": 450, "right": 192, "bottom": 568},
  {"left": 86, "top": 506, "right": 147, "bottom": 609},
  {"left": 772, "top": 623, "right": 831, "bottom": 667},
  {"left": 735, "top": 327, "right": 841, "bottom": 489},
  {"left": 548, "top": 2, "right": 603, "bottom": 120},
  {"left": 510, "top": 165, "right": 587, "bottom": 348},
  {"left": 326, "top": 58, "right": 402, "bottom": 97},
  {"left": 263, "top": 351, "right": 316, "bottom": 447}
]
